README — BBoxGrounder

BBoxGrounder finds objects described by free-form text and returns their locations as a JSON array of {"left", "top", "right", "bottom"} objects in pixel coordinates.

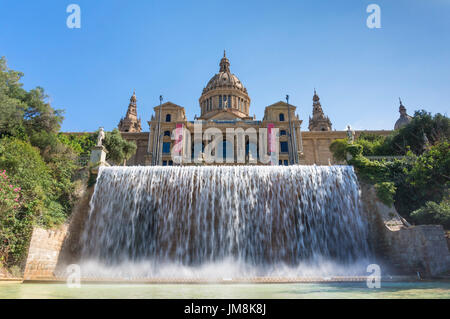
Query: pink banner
[
  {"left": 173, "top": 123, "right": 183, "bottom": 155},
  {"left": 268, "top": 123, "right": 277, "bottom": 165}
]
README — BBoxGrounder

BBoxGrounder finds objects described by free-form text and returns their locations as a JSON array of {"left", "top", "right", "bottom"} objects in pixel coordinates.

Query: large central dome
[
  {"left": 204, "top": 54, "right": 247, "bottom": 93},
  {"left": 199, "top": 52, "right": 252, "bottom": 120}
]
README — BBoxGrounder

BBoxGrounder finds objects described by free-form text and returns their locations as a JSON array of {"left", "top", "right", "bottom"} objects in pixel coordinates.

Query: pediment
[
  {"left": 204, "top": 110, "right": 246, "bottom": 121},
  {"left": 154, "top": 101, "right": 184, "bottom": 110},
  {"left": 266, "top": 101, "right": 296, "bottom": 109}
]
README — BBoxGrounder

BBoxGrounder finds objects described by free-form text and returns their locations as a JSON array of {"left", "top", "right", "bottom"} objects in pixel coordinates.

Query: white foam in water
[{"left": 79, "top": 165, "right": 373, "bottom": 278}]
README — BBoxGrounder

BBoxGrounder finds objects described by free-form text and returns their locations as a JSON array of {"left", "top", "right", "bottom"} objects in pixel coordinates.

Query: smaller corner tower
[
  {"left": 119, "top": 90, "right": 142, "bottom": 133},
  {"left": 308, "top": 89, "right": 332, "bottom": 131}
]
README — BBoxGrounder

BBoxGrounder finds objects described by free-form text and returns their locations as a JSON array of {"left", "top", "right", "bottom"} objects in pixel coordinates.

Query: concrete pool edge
[{"left": 18, "top": 275, "right": 450, "bottom": 284}]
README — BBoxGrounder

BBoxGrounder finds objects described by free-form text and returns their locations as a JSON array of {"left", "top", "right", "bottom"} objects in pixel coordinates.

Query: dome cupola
[
  {"left": 199, "top": 51, "right": 251, "bottom": 120},
  {"left": 394, "top": 98, "right": 413, "bottom": 130}
]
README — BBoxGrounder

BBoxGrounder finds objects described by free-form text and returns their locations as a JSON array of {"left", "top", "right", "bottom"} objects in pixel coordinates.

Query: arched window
[
  {"left": 162, "top": 142, "right": 171, "bottom": 153},
  {"left": 280, "top": 130, "right": 287, "bottom": 136},
  {"left": 164, "top": 131, "right": 171, "bottom": 137},
  {"left": 279, "top": 113, "right": 285, "bottom": 122},
  {"left": 222, "top": 140, "right": 233, "bottom": 161},
  {"left": 280, "top": 141, "right": 289, "bottom": 153},
  {"left": 166, "top": 114, "right": 171, "bottom": 122},
  {"left": 245, "top": 141, "right": 258, "bottom": 161}
]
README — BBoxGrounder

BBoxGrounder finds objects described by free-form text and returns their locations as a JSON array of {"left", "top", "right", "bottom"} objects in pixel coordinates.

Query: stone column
[{"left": 312, "top": 139, "right": 318, "bottom": 164}]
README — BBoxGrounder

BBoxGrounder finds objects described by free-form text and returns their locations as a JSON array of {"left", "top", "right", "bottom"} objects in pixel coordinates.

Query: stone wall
[
  {"left": 360, "top": 182, "right": 450, "bottom": 277},
  {"left": 23, "top": 225, "right": 68, "bottom": 281},
  {"left": 23, "top": 185, "right": 95, "bottom": 281},
  {"left": 383, "top": 225, "right": 450, "bottom": 276},
  {"left": 446, "top": 232, "right": 450, "bottom": 251},
  {"left": 56, "top": 186, "right": 95, "bottom": 269}
]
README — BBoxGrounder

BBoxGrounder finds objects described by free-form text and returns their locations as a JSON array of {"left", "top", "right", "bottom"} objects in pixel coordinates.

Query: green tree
[
  {"left": 0, "top": 57, "right": 87, "bottom": 269},
  {"left": 0, "top": 138, "right": 70, "bottom": 266},
  {"left": 0, "top": 57, "right": 64, "bottom": 139},
  {"left": 389, "top": 110, "right": 449, "bottom": 155},
  {"left": 401, "top": 141, "right": 450, "bottom": 214},
  {"left": 103, "top": 129, "right": 137, "bottom": 165},
  {"left": 57, "top": 133, "right": 97, "bottom": 157}
]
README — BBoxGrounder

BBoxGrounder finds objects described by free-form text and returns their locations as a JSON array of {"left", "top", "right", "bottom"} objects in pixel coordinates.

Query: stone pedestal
[{"left": 89, "top": 146, "right": 108, "bottom": 174}]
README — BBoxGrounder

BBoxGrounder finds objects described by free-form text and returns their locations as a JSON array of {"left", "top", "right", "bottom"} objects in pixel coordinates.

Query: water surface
[{"left": 1, "top": 282, "right": 449, "bottom": 299}]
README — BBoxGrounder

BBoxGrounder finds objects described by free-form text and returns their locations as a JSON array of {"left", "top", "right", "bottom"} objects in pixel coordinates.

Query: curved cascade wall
[{"left": 78, "top": 166, "right": 373, "bottom": 279}]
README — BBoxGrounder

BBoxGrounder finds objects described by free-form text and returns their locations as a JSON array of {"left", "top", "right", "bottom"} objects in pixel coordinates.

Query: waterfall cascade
[{"left": 79, "top": 166, "right": 372, "bottom": 279}]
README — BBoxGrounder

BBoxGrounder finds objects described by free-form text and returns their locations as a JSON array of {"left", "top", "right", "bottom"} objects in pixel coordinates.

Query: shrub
[
  {"left": 411, "top": 198, "right": 450, "bottom": 229},
  {"left": 0, "top": 137, "right": 54, "bottom": 217},
  {"left": 0, "top": 170, "right": 22, "bottom": 264},
  {"left": 329, "top": 139, "right": 348, "bottom": 162},
  {"left": 0, "top": 138, "right": 70, "bottom": 219},
  {"left": 347, "top": 144, "right": 363, "bottom": 158},
  {"left": 375, "top": 182, "right": 396, "bottom": 207},
  {"left": 357, "top": 133, "right": 388, "bottom": 156}
]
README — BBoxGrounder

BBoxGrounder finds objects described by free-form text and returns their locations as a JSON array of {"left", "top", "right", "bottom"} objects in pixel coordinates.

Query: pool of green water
[{"left": 1, "top": 281, "right": 449, "bottom": 299}]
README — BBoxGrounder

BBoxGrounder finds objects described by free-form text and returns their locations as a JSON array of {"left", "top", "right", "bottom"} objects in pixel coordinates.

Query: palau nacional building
[{"left": 117, "top": 52, "right": 411, "bottom": 166}]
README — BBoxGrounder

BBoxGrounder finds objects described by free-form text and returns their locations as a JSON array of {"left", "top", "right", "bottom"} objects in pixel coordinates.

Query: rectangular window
[
  {"left": 162, "top": 161, "right": 167, "bottom": 166},
  {"left": 284, "top": 160, "right": 289, "bottom": 166},
  {"left": 162, "top": 142, "right": 171, "bottom": 154},
  {"left": 219, "top": 95, "right": 223, "bottom": 108},
  {"left": 168, "top": 160, "right": 173, "bottom": 166},
  {"left": 280, "top": 141, "right": 289, "bottom": 153},
  {"left": 279, "top": 160, "right": 282, "bottom": 165}
]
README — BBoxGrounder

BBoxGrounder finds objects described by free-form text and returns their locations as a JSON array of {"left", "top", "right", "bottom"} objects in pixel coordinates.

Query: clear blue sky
[{"left": 1, "top": 0, "right": 449, "bottom": 132}]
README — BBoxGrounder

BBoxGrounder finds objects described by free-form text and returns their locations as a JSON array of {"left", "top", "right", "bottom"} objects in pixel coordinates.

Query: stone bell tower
[
  {"left": 308, "top": 89, "right": 332, "bottom": 132},
  {"left": 118, "top": 91, "right": 142, "bottom": 133}
]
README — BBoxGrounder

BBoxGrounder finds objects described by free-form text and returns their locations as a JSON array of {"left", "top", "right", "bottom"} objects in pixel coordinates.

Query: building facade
[{"left": 119, "top": 53, "right": 392, "bottom": 166}]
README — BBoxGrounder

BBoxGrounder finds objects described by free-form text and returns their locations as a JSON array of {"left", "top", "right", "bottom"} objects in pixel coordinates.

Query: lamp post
[
  {"left": 286, "top": 95, "right": 297, "bottom": 165},
  {"left": 153, "top": 95, "right": 163, "bottom": 165}
]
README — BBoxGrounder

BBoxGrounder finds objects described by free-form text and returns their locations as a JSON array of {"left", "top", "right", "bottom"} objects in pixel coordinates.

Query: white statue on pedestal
[
  {"left": 97, "top": 127, "right": 105, "bottom": 147},
  {"left": 346, "top": 125, "right": 355, "bottom": 144}
]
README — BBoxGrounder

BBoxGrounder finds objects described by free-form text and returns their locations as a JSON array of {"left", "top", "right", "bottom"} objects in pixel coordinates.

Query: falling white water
[{"left": 79, "top": 165, "right": 372, "bottom": 279}]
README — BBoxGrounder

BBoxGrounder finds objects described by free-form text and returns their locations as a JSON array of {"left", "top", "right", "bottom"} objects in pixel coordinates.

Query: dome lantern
[{"left": 219, "top": 50, "right": 230, "bottom": 73}]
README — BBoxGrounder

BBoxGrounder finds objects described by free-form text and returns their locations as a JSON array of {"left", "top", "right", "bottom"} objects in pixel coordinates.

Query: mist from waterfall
[{"left": 79, "top": 165, "right": 373, "bottom": 279}]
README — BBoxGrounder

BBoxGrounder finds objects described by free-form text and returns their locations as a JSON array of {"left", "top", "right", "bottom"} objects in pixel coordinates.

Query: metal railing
[{"left": 366, "top": 156, "right": 406, "bottom": 161}]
